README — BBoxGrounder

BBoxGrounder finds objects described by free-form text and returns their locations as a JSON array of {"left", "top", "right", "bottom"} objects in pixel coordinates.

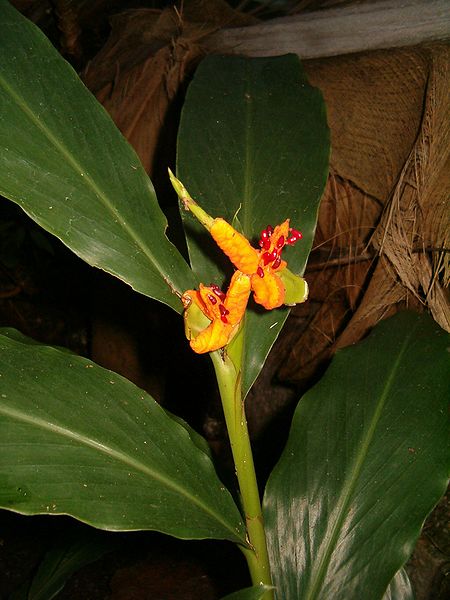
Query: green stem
[
  {"left": 210, "top": 350, "right": 274, "bottom": 599},
  {"left": 168, "top": 169, "right": 214, "bottom": 229}
]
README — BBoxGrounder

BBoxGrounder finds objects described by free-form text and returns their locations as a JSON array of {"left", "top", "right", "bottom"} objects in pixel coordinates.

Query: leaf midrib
[
  {"left": 304, "top": 327, "right": 414, "bottom": 600},
  {"left": 0, "top": 402, "right": 244, "bottom": 542}
]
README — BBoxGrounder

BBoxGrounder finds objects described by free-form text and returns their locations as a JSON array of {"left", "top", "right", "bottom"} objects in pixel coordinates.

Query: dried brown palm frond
[
  {"left": 371, "top": 45, "right": 450, "bottom": 330},
  {"left": 82, "top": 0, "right": 255, "bottom": 177},
  {"left": 280, "top": 44, "right": 449, "bottom": 385}
]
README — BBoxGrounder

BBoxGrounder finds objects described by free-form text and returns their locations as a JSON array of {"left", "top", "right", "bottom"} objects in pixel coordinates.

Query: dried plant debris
[
  {"left": 280, "top": 45, "right": 449, "bottom": 384},
  {"left": 82, "top": 1, "right": 255, "bottom": 175}
]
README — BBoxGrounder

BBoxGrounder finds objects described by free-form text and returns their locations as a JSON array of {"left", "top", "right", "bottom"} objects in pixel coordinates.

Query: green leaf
[
  {"left": 221, "top": 585, "right": 274, "bottom": 600},
  {"left": 176, "top": 54, "right": 329, "bottom": 395},
  {"left": 383, "top": 568, "right": 414, "bottom": 600},
  {"left": 0, "top": 331, "right": 246, "bottom": 544},
  {"left": 11, "top": 528, "right": 118, "bottom": 600},
  {"left": 263, "top": 312, "right": 449, "bottom": 600},
  {"left": 0, "top": 1, "right": 195, "bottom": 312}
]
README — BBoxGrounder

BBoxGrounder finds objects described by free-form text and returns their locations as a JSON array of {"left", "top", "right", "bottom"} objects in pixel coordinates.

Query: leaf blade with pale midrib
[
  {"left": 264, "top": 312, "right": 449, "bottom": 600},
  {"left": 0, "top": 330, "right": 245, "bottom": 544},
  {"left": 0, "top": 1, "right": 195, "bottom": 312}
]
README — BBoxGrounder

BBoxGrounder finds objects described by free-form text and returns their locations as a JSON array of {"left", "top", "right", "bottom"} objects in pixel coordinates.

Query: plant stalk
[{"left": 210, "top": 349, "right": 274, "bottom": 599}]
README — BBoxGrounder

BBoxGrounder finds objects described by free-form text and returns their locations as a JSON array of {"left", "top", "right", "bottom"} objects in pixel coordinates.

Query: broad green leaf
[
  {"left": 0, "top": 331, "right": 246, "bottom": 544},
  {"left": 264, "top": 312, "right": 449, "bottom": 600},
  {"left": 0, "top": 1, "right": 195, "bottom": 312},
  {"left": 383, "top": 568, "right": 415, "bottom": 600},
  {"left": 0, "top": 327, "right": 214, "bottom": 461},
  {"left": 11, "top": 528, "right": 118, "bottom": 600},
  {"left": 176, "top": 54, "right": 329, "bottom": 396},
  {"left": 0, "top": 326, "right": 74, "bottom": 351},
  {"left": 165, "top": 408, "right": 213, "bottom": 460},
  {"left": 222, "top": 585, "right": 274, "bottom": 600}
]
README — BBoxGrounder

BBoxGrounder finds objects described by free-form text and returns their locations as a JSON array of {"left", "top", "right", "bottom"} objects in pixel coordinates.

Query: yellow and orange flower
[
  {"left": 210, "top": 218, "right": 302, "bottom": 310},
  {"left": 182, "top": 270, "right": 251, "bottom": 354},
  {"left": 168, "top": 170, "right": 308, "bottom": 354}
]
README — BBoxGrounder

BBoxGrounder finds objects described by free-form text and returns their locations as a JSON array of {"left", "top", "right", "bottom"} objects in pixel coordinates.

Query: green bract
[{"left": 278, "top": 268, "right": 309, "bottom": 306}]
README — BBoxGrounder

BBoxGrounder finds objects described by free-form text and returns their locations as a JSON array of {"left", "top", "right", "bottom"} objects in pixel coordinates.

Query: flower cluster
[
  {"left": 210, "top": 218, "right": 302, "bottom": 310},
  {"left": 169, "top": 171, "right": 308, "bottom": 354}
]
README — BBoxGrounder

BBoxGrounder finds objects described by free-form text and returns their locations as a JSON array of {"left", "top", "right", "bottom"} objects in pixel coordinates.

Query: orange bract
[
  {"left": 210, "top": 219, "right": 260, "bottom": 275},
  {"left": 251, "top": 270, "right": 285, "bottom": 310}
]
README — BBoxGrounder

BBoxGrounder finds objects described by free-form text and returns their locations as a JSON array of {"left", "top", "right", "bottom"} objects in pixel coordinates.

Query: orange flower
[
  {"left": 210, "top": 218, "right": 303, "bottom": 309},
  {"left": 168, "top": 170, "right": 308, "bottom": 353},
  {"left": 182, "top": 271, "right": 251, "bottom": 354}
]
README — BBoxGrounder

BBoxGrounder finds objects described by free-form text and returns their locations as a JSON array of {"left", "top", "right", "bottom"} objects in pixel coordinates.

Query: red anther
[
  {"left": 210, "top": 284, "right": 226, "bottom": 301},
  {"left": 272, "top": 254, "right": 282, "bottom": 269},
  {"left": 287, "top": 229, "right": 303, "bottom": 245},
  {"left": 262, "top": 251, "right": 275, "bottom": 265},
  {"left": 257, "top": 266, "right": 265, "bottom": 278},
  {"left": 259, "top": 228, "right": 273, "bottom": 250},
  {"left": 266, "top": 225, "right": 274, "bottom": 236},
  {"left": 276, "top": 235, "right": 285, "bottom": 248},
  {"left": 207, "top": 294, "right": 217, "bottom": 305},
  {"left": 219, "top": 304, "right": 229, "bottom": 323}
]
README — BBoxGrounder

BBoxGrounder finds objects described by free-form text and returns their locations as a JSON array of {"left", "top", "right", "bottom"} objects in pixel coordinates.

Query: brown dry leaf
[
  {"left": 110, "top": 557, "right": 217, "bottom": 600},
  {"left": 371, "top": 44, "right": 450, "bottom": 331},
  {"left": 280, "top": 44, "right": 449, "bottom": 384},
  {"left": 84, "top": 7, "right": 203, "bottom": 176},
  {"left": 304, "top": 47, "right": 429, "bottom": 201},
  {"left": 279, "top": 173, "right": 380, "bottom": 383},
  {"left": 82, "top": 1, "right": 255, "bottom": 176}
]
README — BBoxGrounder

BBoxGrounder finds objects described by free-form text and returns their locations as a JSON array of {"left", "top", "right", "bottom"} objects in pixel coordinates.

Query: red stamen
[
  {"left": 276, "top": 235, "right": 285, "bottom": 248},
  {"left": 259, "top": 227, "right": 274, "bottom": 250},
  {"left": 272, "top": 254, "right": 282, "bottom": 269},
  {"left": 262, "top": 251, "right": 275, "bottom": 265},
  {"left": 287, "top": 229, "right": 303, "bottom": 245},
  {"left": 219, "top": 304, "right": 229, "bottom": 323},
  {"left": 257, "top": 266, "right": 264, "bottom": 278},
  {"left": 210, "top": 284, "right": 226, "bottom": 301},
  {"left": 207, "top": 294, "right": 217, "bottom": 305}
]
